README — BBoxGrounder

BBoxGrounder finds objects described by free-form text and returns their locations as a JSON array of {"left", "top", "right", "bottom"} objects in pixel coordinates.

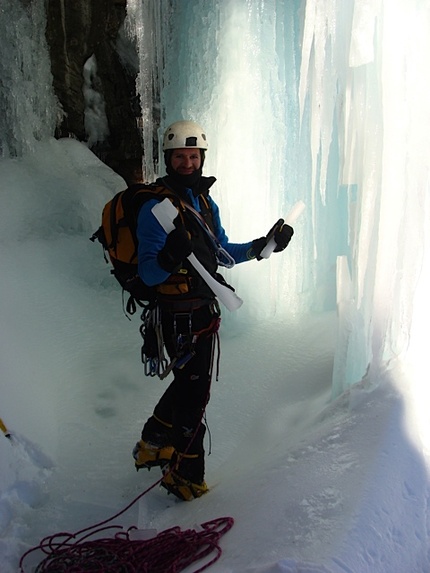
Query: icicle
[{"left": 0, "top": 0, "right": 58, "bottom": 157}]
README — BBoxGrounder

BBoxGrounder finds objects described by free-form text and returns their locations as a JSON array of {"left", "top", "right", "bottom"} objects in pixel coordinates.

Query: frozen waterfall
[
  {"left": 126, "top": 0, "right": 430, "bottom": 399},
  {"left": 1, "top": 2, "right": 430, "bottom": 572}
]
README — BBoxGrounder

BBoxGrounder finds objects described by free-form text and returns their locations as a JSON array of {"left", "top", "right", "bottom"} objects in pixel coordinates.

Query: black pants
[{"left": 141, "top": 303, "right": 219, "bottom": 482}]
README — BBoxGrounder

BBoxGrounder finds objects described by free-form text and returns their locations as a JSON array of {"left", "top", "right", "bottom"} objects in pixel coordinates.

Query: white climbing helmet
[{"left": 162, "top": 120, "right": 208, "bottom": 151}]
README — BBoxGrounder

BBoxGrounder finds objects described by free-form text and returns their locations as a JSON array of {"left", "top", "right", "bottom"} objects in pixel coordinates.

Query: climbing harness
[{"left": 140, "top": 301, "right": 221, "bottom": 381}]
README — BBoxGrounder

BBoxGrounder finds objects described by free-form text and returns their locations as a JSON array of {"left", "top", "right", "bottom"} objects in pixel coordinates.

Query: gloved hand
[
  {"left": 251, "top": 237, "right": 267, "bottom": 260},
  {"left": 157, "top": 218, "right": 192, "bottom": 273},
  {"left": 273, "top": 222, "right": 294, "bottom": 252},
  {"left": 252, "top": 220, "right": 294, "bottom": 260}
]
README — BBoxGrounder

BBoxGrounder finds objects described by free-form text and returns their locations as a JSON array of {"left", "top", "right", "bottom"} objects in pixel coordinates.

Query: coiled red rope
[
  {"left": 19, "top": 459, "right": 233, "bottom": 572},
  {"left": 20, "top": 509, "right": 234, "bottom": 573}
]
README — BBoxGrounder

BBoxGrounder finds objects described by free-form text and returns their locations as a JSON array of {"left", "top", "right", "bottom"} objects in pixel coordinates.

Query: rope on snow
[
  {"left": 19, "top": 515, "right": 234, "bottom": 573},
  {"left": 19, "top": 463, "right": 233, "bottom": 573}
]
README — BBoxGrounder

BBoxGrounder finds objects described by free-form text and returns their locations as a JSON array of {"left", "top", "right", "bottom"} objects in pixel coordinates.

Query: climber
[{"left": 132, "top": 120, "right": 294, "bottom": 501}]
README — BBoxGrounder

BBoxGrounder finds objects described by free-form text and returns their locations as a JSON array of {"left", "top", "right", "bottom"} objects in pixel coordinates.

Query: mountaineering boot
[
  {"left": 161, "top": 470, "right": 209, "bottom": 501},
  {"left": 134, "top": 414, "right": 174, "bottom": 470},
  {"left": 132, "top": 439, "right": 174, "bottom": 471},
  {"left": 160, "top": 451, "right": 208, "bottom": 501}
]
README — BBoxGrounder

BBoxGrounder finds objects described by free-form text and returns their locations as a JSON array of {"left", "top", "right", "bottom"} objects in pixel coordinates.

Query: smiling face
[{"left": 170, "top": 148, "right": 202, "bottom": 175}]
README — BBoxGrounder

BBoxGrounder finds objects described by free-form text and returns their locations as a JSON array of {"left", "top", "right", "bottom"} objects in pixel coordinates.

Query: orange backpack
[{"left": 91, "top": 183, "right": 177, "bottom": 314}]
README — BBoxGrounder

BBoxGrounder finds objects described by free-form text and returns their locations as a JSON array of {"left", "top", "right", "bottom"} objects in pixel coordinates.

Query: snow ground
[{"left": 0, "top": 140, "right": 429, "bottom": 573}]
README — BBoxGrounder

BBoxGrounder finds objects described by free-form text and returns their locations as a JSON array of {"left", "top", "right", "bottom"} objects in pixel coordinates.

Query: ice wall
[
  {"left": 125, "top": 0, "right": 166, "bottom": 181},
  {"left": 0, "top": 0, "right": 58, "bottom": 157},
  {"left": 126, "top": 0, "right": 430, "bottom": 395},
  {"left": 298, "top": 0, "right": 430, "bottom": 395}
]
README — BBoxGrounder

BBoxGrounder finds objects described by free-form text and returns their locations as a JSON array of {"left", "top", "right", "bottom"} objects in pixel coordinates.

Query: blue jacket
[{"left": 137, "top": 187, "right": 255, "bottom": 287}]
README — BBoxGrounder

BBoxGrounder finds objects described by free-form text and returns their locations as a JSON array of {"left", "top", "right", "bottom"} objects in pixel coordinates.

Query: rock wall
[{"left": 45, "top": 0, "right": 143, "bottom": 184}]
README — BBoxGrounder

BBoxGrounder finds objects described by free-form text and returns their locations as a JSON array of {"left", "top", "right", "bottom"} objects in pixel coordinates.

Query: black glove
[
  {"left": 251, "top": 237, "right": 267, "bottom": 261},
  {"left": 273, "top": 222, "right": 294, "bottom": 252},
  {"left": 251, "top": 219, "right": 294, "bottom": 260},
  {"left": 157, "top": 219, "right": 192, "bottom": 273}
]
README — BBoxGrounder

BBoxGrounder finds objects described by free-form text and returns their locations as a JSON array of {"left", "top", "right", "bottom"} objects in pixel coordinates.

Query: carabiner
[{"left": 216, "top": 246, "right": 236, "bottom": 269}]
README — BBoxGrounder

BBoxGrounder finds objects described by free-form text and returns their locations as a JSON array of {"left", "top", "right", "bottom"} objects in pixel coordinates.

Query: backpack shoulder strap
[
  {"left": 120, "top": 183, "right": 178, "bottom": 226},
  {"left": 198, "top": 193, "right": 215, "bottom": 233}
]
